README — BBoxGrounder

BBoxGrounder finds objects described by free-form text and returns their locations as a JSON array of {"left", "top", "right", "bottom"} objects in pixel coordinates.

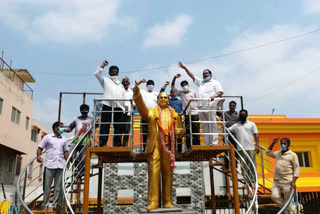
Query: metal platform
[
  {"left": 88, "top": 145, "right": 233, "bottom": 163},
  {"left": 82, "top": 145, "right": 240, "bottom": 214}
]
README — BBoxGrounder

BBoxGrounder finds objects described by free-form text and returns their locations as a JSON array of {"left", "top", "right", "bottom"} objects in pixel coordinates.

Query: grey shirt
[{"left": 225, "top": 111, "right": 239, "bottom": 128}]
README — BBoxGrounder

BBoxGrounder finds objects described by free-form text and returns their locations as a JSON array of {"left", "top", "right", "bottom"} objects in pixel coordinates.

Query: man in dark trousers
[{"left": 95, "top": 60, "right": 125, "bottom": 147}]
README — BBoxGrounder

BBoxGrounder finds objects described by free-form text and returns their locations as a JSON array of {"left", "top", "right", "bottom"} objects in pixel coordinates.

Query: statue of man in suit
[{"left": 133, "top": 79, "right": 185, "bottom": 211}]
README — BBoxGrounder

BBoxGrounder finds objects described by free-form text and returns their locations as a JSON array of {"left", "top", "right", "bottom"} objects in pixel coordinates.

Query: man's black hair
[
  {"left": 180, "top": 80, "right": 189, "bottom": 86},
  {"left": 239, "top": 109, "right": 248, "bottom": 116},
  {"left": 229, "top": 101, "right": 237, "bottom": 105},
  {"left": 204, "top": 69, "right": 212, "bottom": 75},
  {"left": 109, "top": 65, "right": 119, "bottom": 73},
  {"left": 281, "top": 137, "right": 291, "bottom": 146},
  {"left": 147, "top": 80, "right": 155, "bottom": 85},
  {"left": 80, "top": 104, "right": 89, "bottom": 112},
  {"left": 52, "top": 121, "right": 63, "bottom": 131}
]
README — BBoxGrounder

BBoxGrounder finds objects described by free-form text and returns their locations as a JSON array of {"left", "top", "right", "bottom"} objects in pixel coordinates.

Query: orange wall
[{"left": 250, "top": 115, "right": 320, "bottom": 192}]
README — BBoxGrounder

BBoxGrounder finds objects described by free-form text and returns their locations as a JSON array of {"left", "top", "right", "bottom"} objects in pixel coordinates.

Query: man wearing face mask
[
  {"left": 160, "top": 80, "right": 184, "bottom": 152},
  {"left": 171, "top": 74, "right": 200, "bottom": 150},
  {"left": 178, "top": 62, "right": 223, "bottom": 145},
  {"left": 160, "top": 81, "right": 182, "bottom": 114},
  {"left": 133, "top": 80, "right": 185, "bottom": 211},
  {"left": 121, "top": 77, "right": 135, "bottom": 146},
  {"left": 60, "top": 104, "right": 94, "bottom": 147},
  {"left": 37, "top": 122, "right": 69, "bottom": 213},
  {"left": 59, "top": 104, "right": 94, "bottom": 179},
  {"left": 138, "top": 79, "right": 159, "bottom": 150},
  {"left": 266, "top": 137, "right": 300, "bottom": 214},
  {"left": 95, "top": 60, "right": 125, "bottom": 147},
  {"left": 228, "top": 109, "right": 259, "bottom": 182}
]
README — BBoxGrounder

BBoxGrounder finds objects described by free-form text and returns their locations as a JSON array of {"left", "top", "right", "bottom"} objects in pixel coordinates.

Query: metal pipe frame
[
  {"left": 16, "top": 152, "right": 46, "bottom": 214},
  {"left": 93, "top": 99, "right": 134, "bottom": 148},
  {"left": 63, "top": 128, "right": 94, "bottom": 214},
  {"left": 0, "top": 57, "right": 34, "bottom": 99},
  {"left": 225, "top": 127, "right": 259, "bottom": 213}
]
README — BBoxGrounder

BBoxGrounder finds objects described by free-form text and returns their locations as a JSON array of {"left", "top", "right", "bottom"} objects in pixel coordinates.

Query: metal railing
[
  {"left": 16, "top": 138, "right": 74, "bottom": 214},
  {"left": 0, "top": 57, "right": 34, "bottom": 99},
  {"left": 17, "top": 96, "right": 300, "bottom": 213},
  {"left": 223, "top": 127, "right": 259, "bottom": 214},
  {"left": 258, "top": 145, "right": 300, "bottom": 214},
  {"left": 93, "top": 99, "right": 133, "bottom": 147},
  {"left": 183, "top": 97, "right": 258, "bottom": 213},
  {"left": 184, "top": 97, "right": 300, "bottom": 213},
  {"left": 63, "top": 124, "right": 94, "bottom": 214},
  {"left": 92, "top": 98, "right": 144, "bottom": 151}
]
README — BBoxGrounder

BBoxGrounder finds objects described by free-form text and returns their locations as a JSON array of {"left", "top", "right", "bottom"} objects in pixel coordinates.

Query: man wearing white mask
[
  {"left": 137, "top": 79, "right": 158, "bottom": 149},
  {"left": 171, "top": 74, "right": 200, "bottom": 150},
  {"left": 121, "top": 76, "right": 135, "bottom": 146},
  {"left": 178, "top": 62, "right": 223, "bottom": 145},
  {"left": 95, "top": 60, "right": 125, "bottom": 147}
]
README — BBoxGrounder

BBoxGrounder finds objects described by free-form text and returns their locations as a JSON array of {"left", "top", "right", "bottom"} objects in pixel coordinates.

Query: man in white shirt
[
  {"left": 95, "top": 60, "right": 125, "bottom": 147},
  {"left": 171, "top": 74, "right": 200, "bottom": 150},
  {"left": 121, "top": 76, "right": 134, "bottom": 146},
  {"left": 137, "top": 79, "right": 158, "bottom": 150},
  {"left": 228, "top": 109, "right": 259, "bottom": 182},
  {"left": 179, "top": 62, "right": 223, "bottom": 145},
  {"left": 140, "top": 79, "right": 158, "bottom": 109}
]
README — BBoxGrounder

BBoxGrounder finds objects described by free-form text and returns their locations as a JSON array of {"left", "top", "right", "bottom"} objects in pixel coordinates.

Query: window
[
  {"left": 11, "top": 106, "right": 21, "bottom": 124},
  {"left": 31, "top": 129, "right": 38, "bottom": 142},
  {"left": 297, "top": 152, "right": 310, "bottom": 167},
  {"left": 25, "top": 117, "right": 30, "bottom": 130},
  {"left": 15, "top": 156, "right": 22, "bottom": 175},
  {"left": 0, "top": 97, "right": 3, "bottom": 114},
  {"left": 8, "top": 158, "right": 14, "bottom": 173}
]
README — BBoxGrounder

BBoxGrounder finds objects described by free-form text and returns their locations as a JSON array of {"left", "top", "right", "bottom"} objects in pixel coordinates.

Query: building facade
[
  {"left": 249, "top": 115, "right": 320, "bottom": 193},
  {"left": 0, "top": 60, "right": 49, "bottom": 201}
]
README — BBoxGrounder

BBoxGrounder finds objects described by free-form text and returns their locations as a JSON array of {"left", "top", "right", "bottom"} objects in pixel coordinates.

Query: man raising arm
[{"left": 266, "top": 137, "right": 300, "bottom": 213}]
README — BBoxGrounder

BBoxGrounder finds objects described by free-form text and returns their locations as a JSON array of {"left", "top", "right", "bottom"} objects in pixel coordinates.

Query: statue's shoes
[
  {"left": 146, "top": 203, "right": 159, "bottom": 211},
  {"left": 163, "top": 202, "right": 174, "bottom": 208}
]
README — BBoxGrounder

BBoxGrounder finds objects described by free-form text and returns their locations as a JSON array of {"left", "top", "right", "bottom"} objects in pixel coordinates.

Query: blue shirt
[
  {"left": 169, "top": 98, "right": 182, "bottom": 114},
  {"left": 160, "top": 87, "right": 182, "bottom": 113}
]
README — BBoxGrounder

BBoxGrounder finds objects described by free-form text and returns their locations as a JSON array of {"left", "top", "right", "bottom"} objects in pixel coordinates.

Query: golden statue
[{"left": 133, "top": 80, "right": 185, "bottom": 211}]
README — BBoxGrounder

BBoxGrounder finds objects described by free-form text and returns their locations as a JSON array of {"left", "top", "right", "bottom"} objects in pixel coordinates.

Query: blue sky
[{"left": 1, "top": 0, "right": 320, "bottom": 129}]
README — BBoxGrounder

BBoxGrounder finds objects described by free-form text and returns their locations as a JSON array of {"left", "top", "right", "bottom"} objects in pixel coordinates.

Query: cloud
[
  {"left": 0, "top": 0, "right": 135, "bottom": 43},
  {"left": 303, "top": 0, "right": 320, "bottom": 14},
  {"left": 137, "top": 25, "right": 320, "bottom": 117},
  {"left": 214, "top": 25, "right": 320, "bottom": 116},
  {"left": 143, "top": 14, "right": 192, "bottom": 47}
]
